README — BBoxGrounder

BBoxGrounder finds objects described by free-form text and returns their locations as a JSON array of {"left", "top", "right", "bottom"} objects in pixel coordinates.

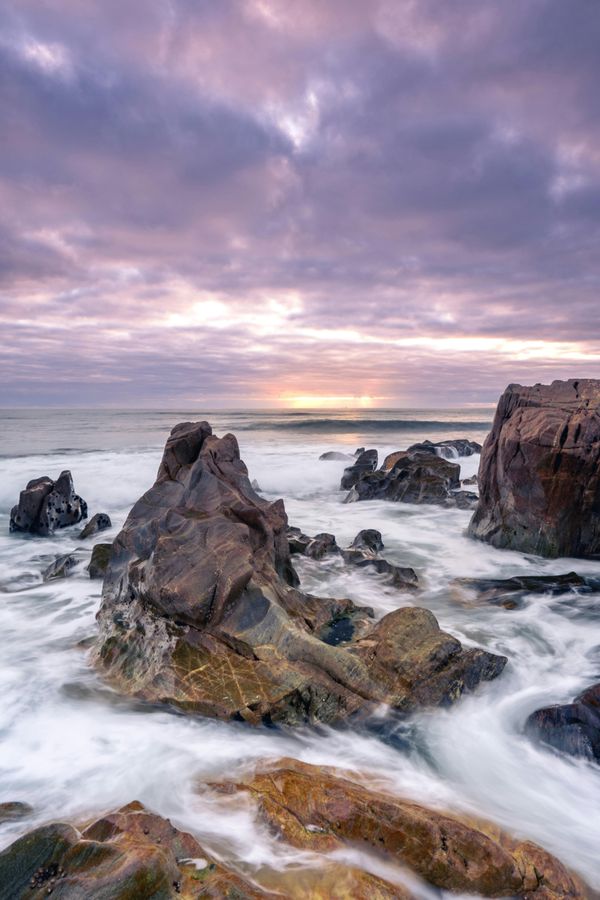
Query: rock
[
  {"left": 468, "top": 379, "right": 600, "bottom": 558},
  {"left": 88, "top": 543, "right": 111, "bottom": 580},
  {"left": 354, "top": 447, "right": 366, "bottom": 456},
  {"left": 92, "top": 422, "right": 505, "bottom": 725},
  {"left": 42, "top": 554, "right": 78, "bottom": 582},
  {"left": 343, "top": 553, "right": 419, "bottom": 590},
  {"left": 444, "top": 489, "right": 479, "bottom": 510},
  {"left": 9, "top": 471, "right": 87, "bottom": 536},
  {"left": 457, "top": 571, "right": 591, "bottom": 599},
  {"left": 0, "top": 801, "right": 33, "bottom": 824},
  {"left": 318, "top": 450, "right": 353, "bottom": 460},
  {"left": 350, "top": 529, "right": 384, "bottom": 553},
  {"left": 251, "top": 478, "right": 262, "bottom": 492},
  {"left": 349, "top": 451, "right": 460, "bottom": 504},
  {"left": 218, "top": 758, "right": 586, "bottom": 898},
  {"left": 406, "top": 438, "right": 482, "bottom": 459},
  {"left": 304, "top": 532, "right": 339, "bottom": 559},
  {"left": 526, "top": 683, "right": 600, "bottom": 762},
  {"left": 340, "top": 449, "right": 378, "bottom": 490},
  {"left": 462, "top": 474, "right": 478, "bottom": 486},
  {"left": 0, "top": 802, "right": 266, "bottom": 899},
  {"left": 79, "top": 513, "right": 111, "bottom": 540}
]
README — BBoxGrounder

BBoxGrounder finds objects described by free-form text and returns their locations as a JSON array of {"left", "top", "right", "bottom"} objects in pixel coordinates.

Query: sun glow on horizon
[{"left": 282, "top": 394, "right": 377, "bottom": 409}]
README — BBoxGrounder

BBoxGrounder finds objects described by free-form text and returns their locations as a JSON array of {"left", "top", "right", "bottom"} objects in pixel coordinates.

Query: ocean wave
[{"left": 244, "top": 418, "right": 492, "bottom": 432}]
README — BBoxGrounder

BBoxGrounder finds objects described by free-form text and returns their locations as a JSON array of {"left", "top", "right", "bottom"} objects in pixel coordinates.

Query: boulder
[
  {"left": 217, "top": 758, "right": 587, "bottom": 898},
  {"left": 350, "top": 528, "right": 384, "bottom": 553},
  {"left": 79, "top": 513, "right": 111, "bottom": 540},
  {"left": 340, "top": 449, "right": 378, "bottom": 490},
  {"left": 453, "top": 571, "right": 595, "bottom": 610},
  {"left": 0, "top": 802, "right": 33, "bottom": 824},
  {"left": 0, "top": 801, "right": 266, "bottom": 899},
  {"left": 405, "top": 438, "right": 482, "bottom": 459},
  {"left": 318, "top": 450, "right": 353, "bottom": 460},
  {"left": 88, "top": 543, "right": 111, "bottom": 580},
  {"left": 348, "top": 451, "right": 460, "bottom": 504},
  {"left": 462, "top": 474, "right": 478, "bottom": 486},
  {"left": 468, "top": 379, "right": 600, "bottom": 558},
  {"left": 92, "top": 422, "right": 505, "bottom": 726},
  {"left": 526, "top": 683, "right": 600, "bottom": 762},
  {"left": 10, "top": 471, "right": 87, "bottom": 536},
  {"left": 42, "top": 554, "right": 78, "bottom": 582},
  {"left": 445, "top": 489, "right": 479, "bottom": 510}
]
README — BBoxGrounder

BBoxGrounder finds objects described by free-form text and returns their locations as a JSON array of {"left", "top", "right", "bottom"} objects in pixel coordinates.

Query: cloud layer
[{"left": 1, "top": 0, "right": 600, "bottom": 407}]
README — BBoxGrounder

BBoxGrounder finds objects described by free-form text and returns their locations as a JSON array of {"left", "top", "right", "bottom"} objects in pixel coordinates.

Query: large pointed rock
[
  {"left": 93, "top": 422, "right": 506, "bottom": 725},
  {"left": 468, "top": 379, "right": 600, "bottom": 557}
]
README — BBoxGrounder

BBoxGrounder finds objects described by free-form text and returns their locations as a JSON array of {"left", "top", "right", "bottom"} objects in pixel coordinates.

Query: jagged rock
[
  {"left": 304, "top": 532, "right": 339, "bottom": 559},
  {"left": 462, "top": 474, "right": 478, "bottom": 486},
  {"left": 79, "top": 513, "right": 111, "bottom": 540},
  {"left": 444, "top": 489, "right": 479, "bottom": 510},
  {"left": 251, "top": 478, "right": 262, "bottom": 492},
  {"left": 342, "top": 553, "right": 419, "bottom": 590},
  {"left": 0, "top": 802, "right": 33, "bottom": 824},
  {"left": 354, "top": 447, "right": 365, "bottom": 456},
  {"left": 92, "top": 422, "right": 505, "bottom": 726},
  {"left": 216, "top": 759, "right": 587, "bottom": 898},
  {"left": 318, "top": 450, "right": 353, "bottom": 460},
  {"left": 350, "top": 529, "right": 384, "bottom": 553},
  {"left": 348, "top": 451, "right": 460, "bottom": 504},
  {"left": 0, "top": 801, "right": 266, "bottom": 899},
  {"left": 453, "top": 571, "right": 596, "bottom": 610},
  {"left": 9, "top": 471, "right": 87, "bottom": 536},
  {"left": 340, "top": 449, "right": 378, "bottom": 490},
  {"left": 42, "top": 554, "right": 78, "bottom": 582},
  {"left": 526, "top": 683, "right": 600, "bottom": 763},
  {"left": 88, "top": 543, "right": 111, "bottom": 580},
  {"left": 468, "top": 379, "right": 600, "bottom": 558},
  {"left": 405, "top": 438, "right": 482, "bottom": 459}
]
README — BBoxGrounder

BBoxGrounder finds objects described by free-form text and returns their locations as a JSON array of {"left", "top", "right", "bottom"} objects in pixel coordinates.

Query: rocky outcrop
[
  {"left": 88, "top": 543, "right": 111, "bottom": 580},
  {"left": 453, "top": 572, "right": 597, "bottom": 609},
  {"left": 9, "top": 471, "right": 87, "bottom": 536},
  {"left": 340, "top": 449, "right": 378, "bottom": 489},
  {"left": 526, "top": 683, "right": 600, "bottom": 763},
  {"left": 79, "top": 513, "right": 111, "bottom": 539},
  {"left": 42, "top": 554, "right": 78, "bottom": 582},
  {"left": 92, "top": 422, "right": 505, "bottom": 725},
  {"left": 217, "top": 758, "right": 587, "bottom": 898},
  {"left": 404, "top": 438, "right": 482, "bottom": 459},
  {"left": 0, "top": 801, "right": 267, "bottom": 899},
  {"left": 319, "top": 450, "right": 353, "bottom": 460},
  {"left": 345, "top": 451, "right": 462, "bottom": 505},
  {"left": 468, "top": 379, "right": 600, "bottom": 558}
]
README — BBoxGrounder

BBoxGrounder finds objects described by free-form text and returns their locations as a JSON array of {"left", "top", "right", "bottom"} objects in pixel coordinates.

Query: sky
[{"left": 1, "top": 0, "right": 600, "bottom": 409}]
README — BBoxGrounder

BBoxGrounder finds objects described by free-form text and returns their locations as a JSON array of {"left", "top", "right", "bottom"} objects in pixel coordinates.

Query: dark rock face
[
  {"left": 526, "top": 683, "right": 600, "bottom": 762},
  {"left": 0, "top": 802, "right": 266, "bottom": 899},
  {"left": 454, "top": 571, "right": 597, "bottom": 610},
  {"left": 88, "top": 543, "right": 112, "bottom": 580},
  {"left": 340, "top": 449, "right": 378, "bottom": 490},
  {"left": 92, "top": 422, "right": 506, "bottom": 726},
  {"left": 0, "top": 801, "right": 33, "bottom": 824},
  {"left": 405, "top": 438, "right": 482, "bottom": 459},
  {"left": 10, "top": 471, "right": 87, "bottom": 536},
  {"left": 350, "top": 529, "right": 384, "bottom": 553},
  {"left": 346, "top": 451, "right": 461, "bottom": 505},
  {"left": 42, "top": 554, "right": 78, "bottom": 582},
  {"left": 79, "top": 513, "right": 111, "bottom": 539},
  {"left": 468, "top": 379, "right": 600, "bottom": 558}
]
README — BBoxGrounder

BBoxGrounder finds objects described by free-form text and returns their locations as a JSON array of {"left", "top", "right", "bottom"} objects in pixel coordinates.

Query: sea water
[{"left": 0, "top": 409, "right": 599, "bottom": 894}]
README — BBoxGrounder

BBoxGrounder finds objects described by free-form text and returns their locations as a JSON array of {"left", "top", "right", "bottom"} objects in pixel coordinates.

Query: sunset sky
[{"left": 1, "top": 0, "right": 600, "bottom": 408}]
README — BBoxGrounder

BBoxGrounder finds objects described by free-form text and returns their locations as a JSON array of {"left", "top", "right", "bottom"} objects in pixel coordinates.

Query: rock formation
[
  {"left": 468, "top": 379, "right": 600, "bottom": 557},
  {"left": 526, "top": 683, "right": 600, "bottom": 763},
  {"left": 79, "top": 512, "right": 111, "bottom": 539},
  {"left": 344, "top": 450, "right": 465, "bottom": 506},
  {"left": 92, "top": 422, "right": 505, "bottom": 725},
  {"left": 10, "top": 471, "right": 87, "bottom": 536},
  {"left": 88, "top": 543, "right": 111, "bottom": 580},
  {"left": 340, "top": 448, "right": 378, "bottom": 489},
  {"left": 216, "top": 758, "right": 587, "bottom": 898},
  {"left": 404, "top": 438, "right": 482, "bottom": 459}
]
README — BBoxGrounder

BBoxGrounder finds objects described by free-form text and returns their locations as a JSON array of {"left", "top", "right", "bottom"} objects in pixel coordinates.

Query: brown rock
[
  {"left": 219, "top": 759, "right": 587, "bottom": 899},
  {"left": 348, "top": 451, "right": 461, "bottom": 504},
  {"left": 468, "top": 379, "right": 600, "bottom": 557}
]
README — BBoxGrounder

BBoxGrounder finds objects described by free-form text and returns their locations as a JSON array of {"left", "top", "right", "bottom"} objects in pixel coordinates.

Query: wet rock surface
[
  {"left": 0, "top": 802, "right": 33, "bottom": 824},
  {"left": 88, "top": 543, "right": 111, "bottom": 580},
  {"left": 79, "top": 513, "right": 111, "bottom": 540},
  {"left": 340, "top": 448, "right": 378, "bottom": 489},
  {"left": 468, "top": 379, "right": 600, "bottom": 557},
  {"left": 0, "top": 802, "right": 266, "bottom": 899},
  {"left": 42, "top": 554, "right": 78, "bottom": 582},
  {"left": 9, "top": 471, "right": 87, "bottom": 537},
  {"left": 405, "top": 438, "right": 482, "bottom": 459},
  {"left": 217, "top": 758, "right": 587, "bottom": 898},
  {"left": 526, "top": 683, "right": 600, "bottom": 763},
  {"left": 344, "top": 450, "right": 462, "bottom": 506},
  {"left": 92, "top": 422, "right": 505, "bottom": 725}
]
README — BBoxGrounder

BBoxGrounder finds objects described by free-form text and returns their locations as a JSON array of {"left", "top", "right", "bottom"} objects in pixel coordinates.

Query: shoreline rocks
[
  {"left": 79, "top": 513, "right": 111, "bottom": 540},
  {"left": 92, "top": 421, "right": 506, "bottom": 726},
  {"left": 10, "top": 471, "right": 87, "bottom": 536},
  {"left": 526, "top": 683, "right": 600, "bottom": 763},
  {"left": 468, "top": 379, "right": 600, "bottom": 558},
  {"left": 344, "top": 450, "right": 464, "bottom": 506},
  {"left": 340, "top": 448, "right": 378, "bottom": 489}
]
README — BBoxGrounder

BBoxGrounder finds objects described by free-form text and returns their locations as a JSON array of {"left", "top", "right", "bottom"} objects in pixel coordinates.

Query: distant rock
[
  {"left": 79, "top": 513, "right": 111, "bottom": 539},
  {"left": 88, "top": 543, "right": 111, "bottom": 580},
  {"left": 526, "top": 683, "right": 600, "bottom": 762},
  {"left": 217, "top": 758, "right": 587, "bottom": 898},
  {"left": 340, "top": 449, "right": 378, "bottom": 490},
  {"left": 10, "top": 471, "right": 87, "bottom": 536},
  {"left": 469, "top": 379, "right": 600, "bottom": 557},
  {"left": 406, "top": 438, "right": 482, "bottom": 459},
  {"left": 251, "top": 478, "right": 262, "bottom": 492},
  {"left": 92, "top": 422, "right": 505, "bottom": 726},
  {"left": 43, "top": 553, "right": 78, "bottom": 582},
  {"left": 319, "top": 450, "right": 353, "bottom": 461}
]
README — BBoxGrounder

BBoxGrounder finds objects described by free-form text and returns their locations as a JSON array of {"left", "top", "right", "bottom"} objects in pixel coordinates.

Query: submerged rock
[
  {"left": 79, "top": 513, "right": 111, "bottom": 540},
  {"left": 217, "top": 758, "right": 587, "bottom": 898},
  {"left": 9, "top": 471, "right": 87, "bottom": 537},
  {"left": 318, "top": 450, "right": 353, "bottom": 460},
  {"left": 92, "top": 422, "right": 505, "bottom": 726},
  {"left": 526, "top": 683, "right": 600, "bottom": 763},
  {"left": 88, "top": 543, "right": 111, "bottom": 580},
  {"left": 0, "top": 801, "right": 33, "bottom": 824},
  {"left": 468, "top": 379, "right": 600, "bottom": 557},
  {"left": 42, "top": 554, "right": 78, "bottom": 582},
  {"left": 0, "top": 801, "right": 265, "bottom": 899},
  {"left": 340, "top": 448, "right": 378, "bottom": 490},
  {"left": 453, "top": 571, "right": 595, "bottom": 610}
]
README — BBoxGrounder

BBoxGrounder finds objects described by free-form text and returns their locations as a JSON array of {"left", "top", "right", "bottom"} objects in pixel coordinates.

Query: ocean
[{"left": 1, "top": 409, "right": 599, "bottom": 894}]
